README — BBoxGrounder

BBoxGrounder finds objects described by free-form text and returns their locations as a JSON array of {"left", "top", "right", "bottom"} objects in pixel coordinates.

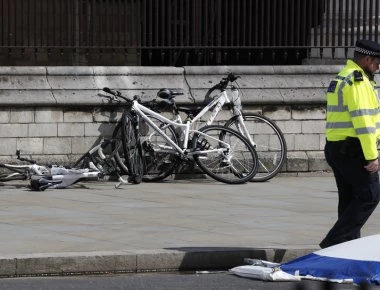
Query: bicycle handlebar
[
  {"left": 102, "top": 87, "right": 131, "bottom": 102},
  {"left": 102, "top": 87, "right": 163, "bottom": 111},
  {"left": 103, "top": 87, "right": 115, "bottom": 95},
  {"left": 219, "top": 73, "right": 240, "bottom": 90},
  {"left": 204, "top": 73, "right": 240, "bottom": 100}
]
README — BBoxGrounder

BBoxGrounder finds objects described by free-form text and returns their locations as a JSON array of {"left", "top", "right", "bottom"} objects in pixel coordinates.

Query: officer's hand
[{"left": 364, "top": 159, "right": 379, "bottom": 173}]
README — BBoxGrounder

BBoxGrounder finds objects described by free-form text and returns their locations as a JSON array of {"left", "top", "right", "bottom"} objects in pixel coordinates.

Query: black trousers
[{"left": 320, "top": 138, "right": 380, "bottom": 248}]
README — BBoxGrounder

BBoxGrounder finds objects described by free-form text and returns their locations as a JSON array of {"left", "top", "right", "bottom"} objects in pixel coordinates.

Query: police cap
[{"left": 355, "top": 39, "right": 380, "bottom": 57}]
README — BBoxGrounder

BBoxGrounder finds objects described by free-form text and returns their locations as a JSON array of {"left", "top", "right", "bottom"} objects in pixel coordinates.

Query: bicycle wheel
[
  {"left": 113, "top": 115, "right": 179, "bottom": 182},
  {"left": 224, "top": 113, "right": 287, "bottom": 182},
  {"left": 139, "top": 115, "right": 180, "bottom": 182},
  {"left": 113, "top": 121, "right": 129, "bottom": 174},
  {"left": 192, "top": 125, "right": 258, "bottom": 184},
  {"left": 120, "top": 112, "right": 144, "bottom": 184}
]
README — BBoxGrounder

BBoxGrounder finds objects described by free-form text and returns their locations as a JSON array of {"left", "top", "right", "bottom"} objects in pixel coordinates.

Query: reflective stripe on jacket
[{"left": 326, "top": 59, "right": 380, "bottom": 160}]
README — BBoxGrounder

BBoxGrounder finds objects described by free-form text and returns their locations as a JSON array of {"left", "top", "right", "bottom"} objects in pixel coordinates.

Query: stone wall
[{"left": 0, "top": 65, "right": 360, "bottom": 174}]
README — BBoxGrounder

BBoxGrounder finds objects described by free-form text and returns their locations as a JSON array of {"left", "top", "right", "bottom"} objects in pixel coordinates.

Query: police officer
[{"left": 320, "top": 39, "right": 380, "bottom": 249}]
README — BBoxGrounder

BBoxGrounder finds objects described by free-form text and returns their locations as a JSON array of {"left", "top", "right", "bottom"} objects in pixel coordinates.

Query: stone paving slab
[{"left": 1, "top": 176, "right": 380, "bottom": 276}]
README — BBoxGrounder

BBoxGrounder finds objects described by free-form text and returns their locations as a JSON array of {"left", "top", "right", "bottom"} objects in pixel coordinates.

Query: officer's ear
[
  {"left": 364, "top": 55, "right": 372, "bottom": 62},
  {"left": 362, "top": 55, "right": 375, "bottom": 67}
]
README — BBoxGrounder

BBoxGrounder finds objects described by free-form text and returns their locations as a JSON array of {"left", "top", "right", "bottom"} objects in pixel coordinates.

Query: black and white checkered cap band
[{"left": 355, "top": 46, "right": 380, "bottom": 56}]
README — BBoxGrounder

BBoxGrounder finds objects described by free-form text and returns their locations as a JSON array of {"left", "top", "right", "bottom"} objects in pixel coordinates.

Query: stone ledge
[
  {"left": 0, "top": 65, "right": 352, "bottom": 107},
  {"left": 5, "top": 65, "right": 379, "bottom": 107},
  {"left": 183, "top": 65, "right": 344, "bottom": 75},
  {"left": 0, "top": 248, "right": 317, "bottom": 277}
]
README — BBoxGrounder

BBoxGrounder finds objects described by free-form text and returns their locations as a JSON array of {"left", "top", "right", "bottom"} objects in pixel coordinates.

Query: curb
[{"left": 0, "top": 248, "right": 318, "bottom": 277}]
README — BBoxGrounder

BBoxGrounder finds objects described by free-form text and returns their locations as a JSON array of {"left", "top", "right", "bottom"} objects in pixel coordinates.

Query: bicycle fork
[{"left": 234, "top": 115, "right": 256, "bottom": 148}]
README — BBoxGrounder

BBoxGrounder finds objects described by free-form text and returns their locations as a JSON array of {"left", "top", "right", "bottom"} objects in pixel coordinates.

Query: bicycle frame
[
  {"left": 176, "top": 87, "right": 256, "bottom": 148},
  {"left": 192, "top": 90, "right": 229, "bottom": 125},
  {"left": 0, "top": 163, "right": 50, "bottom": 176},
  {"left": 83, "top": 138, "right": 117, "bottom": 172},
  {"left": 132, "top": 100, "right": 232, "bottom": 157}
]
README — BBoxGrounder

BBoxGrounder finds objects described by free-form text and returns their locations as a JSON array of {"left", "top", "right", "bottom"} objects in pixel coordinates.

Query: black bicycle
[{"left": 101, "top": 88, "right": 149, "bottom": 184}]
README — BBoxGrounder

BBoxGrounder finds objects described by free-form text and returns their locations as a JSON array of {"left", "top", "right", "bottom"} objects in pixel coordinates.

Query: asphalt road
[{"left": 0, "top": 272, "right": 375, "bottom": 290}]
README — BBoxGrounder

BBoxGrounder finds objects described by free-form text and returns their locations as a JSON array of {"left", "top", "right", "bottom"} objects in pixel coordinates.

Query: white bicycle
[
  {"left": 103, "top": 87, "right": 259, "bottom": 184},
  {"left": 0, "top": 139, "right": 126, "bottom": 190},
  {"left": 112, "top": 73, "right": 287, "bottom": 182},
  {"left": 190, "top": 73, "right": 287, "bottom": 182}
]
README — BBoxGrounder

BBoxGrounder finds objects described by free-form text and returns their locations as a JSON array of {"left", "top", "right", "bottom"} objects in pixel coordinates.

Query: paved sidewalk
[{"left": 1, "top": 175, "right": 380, "bottom": 276}]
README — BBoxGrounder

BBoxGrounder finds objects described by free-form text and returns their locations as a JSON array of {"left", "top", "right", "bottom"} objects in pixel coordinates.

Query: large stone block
[
  {"left": 15, "top": 252, "right": 136, "bottom": 275},
  {"left": 0, "top": 66, "right": 46, "bottom": 75},
  {"left": 58, "top": 123, "right": 85, "bottom": 137},
  {"left": 10, "top": 108, "right": 34, "bottom": 123},
  {"left": 307, "top": 151, "right": 330, "bottom": 171},
  {"left": 292, "top": 106, "right": 326, "bottom": 120},
  {"left": 29, "top": 123, "right": 57, "bottom": 137},
  {"left": 286, "top": 151, "right": 308, "bottom": 172},
  {"left": 43, "top": 137, "right": 71, "bottom": 154},
  {"left": 0, "top": 256, "right": 16, "bottom": 276},
  {"left": 0, "top": 124, "right": 28, "bottom": 138},
  {"left": 280, "top": 88, "right": 326, "bottom": 104},
  {"left": 294, "top": 134, "right": 321, "bottom": 151},
  {"left": 0, "top": 90, "right": 55, "bottom": 106},
  {"left": 0, "top": 75, "right": 50, "bottom": 90},
  {"left": 47, "top": 76, "right": 96, "bottom": 90},
  {"left": 16, "top": 138, "right": 44, "bottom": 155},
  {"left": 284, "top": 134, "right": 295, "bottom": 151},
  {"left": 278, "top": 121, "right": 302, "bottom": 134},
  {"left": 35, "top": 108, "right": 64, "bottom": 123},
  {"left": 85, "top": 123, "right": 116, "bottom": 137},
  {"left": 47, "top": 67, "right": 94, "bottom": 75},
  {"left": 63, "top": 111, "right": 93, "bottom": 123},
  {"left": 71, "top": 137, "right": 100, "bottom": 154},
  {"left": 0, "top": 138, "right": 17, "bottom": 155},
  {"left": 301, "top": 120, "right": 326, "bottom": 134},
  {"left": 0, "top": 108, "right": 10, "bottom": 123},
  {"left": 52, "top": 90, "right": 101, "bottom": 105},
  {"left": 93, "top": 109, "right": 121, "bottom": 123}
]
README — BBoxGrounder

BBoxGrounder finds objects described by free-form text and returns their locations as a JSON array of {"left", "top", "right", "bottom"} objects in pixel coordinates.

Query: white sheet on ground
[
  {"left": 230, "top": 234, "right": 380, "bottom": 285},
  {"left": 230, "top": 265, "right": 300, "bottom": 281}
]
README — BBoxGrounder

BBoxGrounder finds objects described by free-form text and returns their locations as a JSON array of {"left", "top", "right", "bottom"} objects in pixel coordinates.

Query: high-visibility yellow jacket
[{"left": 326, "top": 59, "right": 380, "bottom": 161}]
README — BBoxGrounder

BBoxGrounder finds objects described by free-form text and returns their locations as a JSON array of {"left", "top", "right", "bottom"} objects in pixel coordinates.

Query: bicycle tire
[
  {"left": 113, "top": 121, "right": 129, "bottom": 174},
  {"left": 113, "top": 114, "right": 180, "bottom": 182},
  {"left": 192, "top": 125, "right": 258, "bottom": 184},
  {"left": 224, "top": 113, "right": 287, "bottom": 182},
  {"left": 139, "top": 115, "right": 179, "bottom": 182},
  {"left": 120, "top": 111, "right": 144, "bottom": 184}
]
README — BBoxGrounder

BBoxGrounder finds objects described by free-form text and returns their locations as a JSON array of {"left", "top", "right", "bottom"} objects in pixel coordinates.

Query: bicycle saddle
[
  {"left": 155, "top": 98, "right": 175, "bottom": 111},
  {"left": 157, "top": 88, "right": 184, "bottom": 99}
]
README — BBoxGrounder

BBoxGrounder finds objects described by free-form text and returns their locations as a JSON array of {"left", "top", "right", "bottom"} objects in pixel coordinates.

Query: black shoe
[{"left": 319, "top": 239, "right": 330, "bottom": 249}]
